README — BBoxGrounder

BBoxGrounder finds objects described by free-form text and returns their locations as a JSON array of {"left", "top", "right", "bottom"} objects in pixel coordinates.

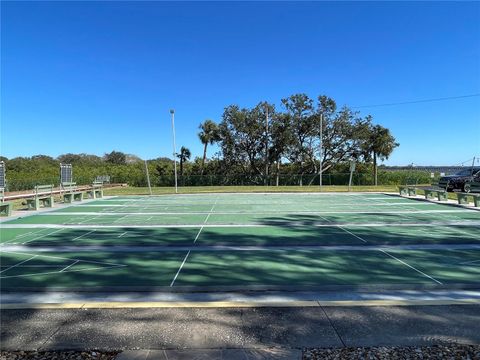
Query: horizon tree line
[{"left": 1, "top": 93, "right": 399, "bottom": 187}]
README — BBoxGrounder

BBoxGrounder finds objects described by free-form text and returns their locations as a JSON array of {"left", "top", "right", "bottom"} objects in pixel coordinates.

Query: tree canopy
[{"left": 1, "top": 93, "right": 400, "bottom": 190}]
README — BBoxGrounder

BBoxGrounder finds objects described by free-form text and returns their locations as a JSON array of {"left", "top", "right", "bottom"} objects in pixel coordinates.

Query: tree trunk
[
  {"left": 180, "top": 159, "right": 184, "bottom": 176},
  {"left": 201, "top": 143, "right": 208, "bottom": 175},
  {"left": 373, "top": 151, "right": 377, "bottom": 186}
]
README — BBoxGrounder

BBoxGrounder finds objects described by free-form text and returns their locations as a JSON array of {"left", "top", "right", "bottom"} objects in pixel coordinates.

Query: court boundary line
[
  {"left": 0, "top": 249, "right": 128, "bottom": 279},
  {"left": 0, "top": 265, "right": 128, "bottom": 279},
  {"left": 170, "top": 196, "right": 220, "bottom": 287},
  {"left": 72, "top": 202, "right": 436, "bottom": 208},
  {"left": 1, "top": 250, "right": 126, "bottom": 267},
  {"left": 320, "top": 212, "right": 445, "bottom": 285},
  {"left": 0, "top": 228, "right": 50, "bottom": 245},
  {"left": 35, "top": 209, "right": 476, "bottom": 216},
  {"left": 21, "top": 228, "right": 66, "bottom": 245},
  {"left": 379, "top": 249, "right": 443, "bottom": 285},
  {"left": 59, "top": 260, "right": 80, "bottom": 273},
  {"left": 2, "top": 243, "right": 480, "bottom": 253},
  {"left": 169, "top": 250, "right": 191, "bottom": 287},
  {"left": 72, "top": 229, "right": 96, "bottom": 241},
  {"left": 0, "top": 256, "right": 38, "bottom": 274},
  {"left": 3, "top": 221, "right": 480, "bottom": 229},
  {"left": 335, "top": 226, "right": 444, "bottom": 285}
]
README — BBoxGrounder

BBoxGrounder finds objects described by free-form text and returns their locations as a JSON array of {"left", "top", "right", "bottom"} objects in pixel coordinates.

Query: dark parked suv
[
  {"left": 438, "top": 167, "right": 480, "bottom": 192},
  {"left": 464, "top": 172, "right": 480, "bottom": 193}
]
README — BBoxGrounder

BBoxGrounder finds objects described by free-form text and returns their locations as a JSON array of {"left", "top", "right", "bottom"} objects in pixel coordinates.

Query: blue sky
[{"left": 1, "top": 1, "right": 479, "bottom": 166}]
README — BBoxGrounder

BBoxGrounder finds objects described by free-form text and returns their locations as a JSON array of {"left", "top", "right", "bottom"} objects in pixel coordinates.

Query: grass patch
[{"left": 103, "top": 185, "right": 399, "bottom": 196}]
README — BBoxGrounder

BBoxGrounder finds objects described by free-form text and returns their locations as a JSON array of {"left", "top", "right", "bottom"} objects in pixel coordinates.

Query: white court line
[
  {"left": 112, "top": 214, "right": 129, "bottom": 224},
  {"left": 1, "top": 250, "right": 125, "bottom": 267},
  {"left": 72, "top": 230, "right": 96, "bottom": 241},
  {"left": 1, "top": 229, "right": 49, "bottom": 246},
  {"left": 379, "top": 249, "right": 443, "bottom": 285},
  {"left": 170, "top": 197, "right": 219, "bottom": 287},
  {"left": 2, "top": 221, "right": 480, "bottom": 229},
  {"left": 78, "top": 215, "right": 100, "bottom": 225},
  {"left": 363, "top": 195, "right": 418, "bottom": 217},
  {"left": 59, "top": 260, "right": 79, "bottom": 272},
  {"left": 193, "top": 198, "right": 219, "bottom": 244},
  {"left": 0, "top": 265, "right": 126, "bottom": 279},
  {"left": 0, "top": 265, "right": 65, "bottom": 268},
  {"left": 40, "top": 209, "right": 476, "bottom": 216},
  {"left": 337, "top": 226, "right": 367, "bottom": 243},
  {"left": 21, "top": 228, "right": 65, "bottom": 245},
  {"left": 72, "top": 202, "right": 434, "bottom": 208},
  {"left": 460, "top": 259, "right": 480, "bottom": 265},
  {"left": 336, "top": 226, "right": 443, "bottom": 285},
  {"left": 169, "top": 250, "right": 191, "bottom": 287},
  {"left": 13, "top": 231, "right": 33, "bottom": 239},
  {"left": 193, "top": 212, "right": 213, "bottom": 243},
  {"left": 6, "top": 243, "right": 478, "bottom": 254},
  {"left": 0, "top": 256, "right": 37, "bottom": 274}
]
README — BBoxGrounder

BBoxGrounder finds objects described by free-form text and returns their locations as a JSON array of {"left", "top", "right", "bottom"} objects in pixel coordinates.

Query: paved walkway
[{"left": 1, "top": 305, "right": 479, "bottom": 353}]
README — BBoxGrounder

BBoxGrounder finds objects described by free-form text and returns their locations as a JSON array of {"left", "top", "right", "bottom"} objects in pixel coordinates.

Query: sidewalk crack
[
  {"left": 319, "top": 303, "right": 346, "bottom": 347},
  {"left": 37, "top": 304, "right": 85, "bottom": 351}
]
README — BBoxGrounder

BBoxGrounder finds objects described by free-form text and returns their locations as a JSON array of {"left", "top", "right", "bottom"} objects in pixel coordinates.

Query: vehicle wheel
[{"left": 464, "top": 183, "right": 471, "bottom": 193}]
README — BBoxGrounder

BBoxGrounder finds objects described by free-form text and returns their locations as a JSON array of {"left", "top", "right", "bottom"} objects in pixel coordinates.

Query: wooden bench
[
  {"left": 26, "top": 184, "right": 54, "bottom": 210},
  {"left": 85, "top": 181, "right": 103, "bottom": 199},
  {"left": 457, "top": 192, "right": 480, "bottom": 207},
  {"left": 0, "top": 188, "right": 13, "bottom": 216},
  {"left": 423, "top": 188, "right": 448, "bottom": 201},
  {"left": 62, "top": 182, "right": 85, "bottom": 203}
]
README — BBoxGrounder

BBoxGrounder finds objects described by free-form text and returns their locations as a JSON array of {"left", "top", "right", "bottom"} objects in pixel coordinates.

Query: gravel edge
[
  {"left": 1, "top": 345, "right": 480, "bottom": 360},
  {"left": 303, "top": 344, "right": 480, "bottom": 359}
]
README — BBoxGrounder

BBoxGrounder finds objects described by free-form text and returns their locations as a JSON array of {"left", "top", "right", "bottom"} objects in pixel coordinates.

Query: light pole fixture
[
  {"left": 170, "top": 109, "right": 178, "bottom": 194},
  {"left": 319, "top": 113, "right": 323, "bottom": 191},
  {"left": 265, "top": 104, "right": 269, "bottom": 186}
]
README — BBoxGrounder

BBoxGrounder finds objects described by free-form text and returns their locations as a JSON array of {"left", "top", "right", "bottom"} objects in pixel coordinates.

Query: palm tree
[
  {"left": 365, "top": 125, "right": 399, "bottom": 186},
  {"left": 177, "top": 146, "right": 191, "bottom": 176},
  {"left": 198, "top": 120, "right": 220, "bottom": 175}
]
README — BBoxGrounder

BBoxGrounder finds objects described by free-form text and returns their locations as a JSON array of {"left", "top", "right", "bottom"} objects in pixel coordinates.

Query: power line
[
  {"left": 452, "top": 156, "right": 480, "bottom": 167},
  {"left": 352, "top": 93, "right": 480, "bottom": 109}
]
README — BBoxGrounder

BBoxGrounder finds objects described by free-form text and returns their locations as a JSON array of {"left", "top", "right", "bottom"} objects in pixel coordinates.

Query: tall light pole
[
  {"left": 144, "top": 159, "right": 152, "bottom": 195},
  {"left": 170, "top": 109, "right": 178, "bottom": 194},
  {"left": 319, "top": 113, "right": 323, "bottom": 191},
  {"left": 265, "top": 105, "right": 269, "bottom": 186}
]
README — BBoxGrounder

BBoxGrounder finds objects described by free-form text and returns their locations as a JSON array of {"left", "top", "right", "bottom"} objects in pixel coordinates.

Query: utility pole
[
  {"left": 265, "top": 105, "right": 269, "bottom": 186},
  {"left": 319, "top": 113, "right": 323, "bottom": 191},
  {"left": 145, "top": 160, "right": 152, "bottom": 195},
  {"left": 170, "top": 109, "right": 178, "bottom": 194}
]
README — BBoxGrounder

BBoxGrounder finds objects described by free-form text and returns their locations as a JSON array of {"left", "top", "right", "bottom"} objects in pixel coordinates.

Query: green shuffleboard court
[{"left": 0, "top": 192, "right": 479, "bottom": 291}]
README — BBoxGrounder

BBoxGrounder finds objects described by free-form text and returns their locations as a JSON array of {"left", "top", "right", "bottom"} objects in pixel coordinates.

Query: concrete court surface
[{"left": 1, "top": 304, "right": 480, "bottom": 353}]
